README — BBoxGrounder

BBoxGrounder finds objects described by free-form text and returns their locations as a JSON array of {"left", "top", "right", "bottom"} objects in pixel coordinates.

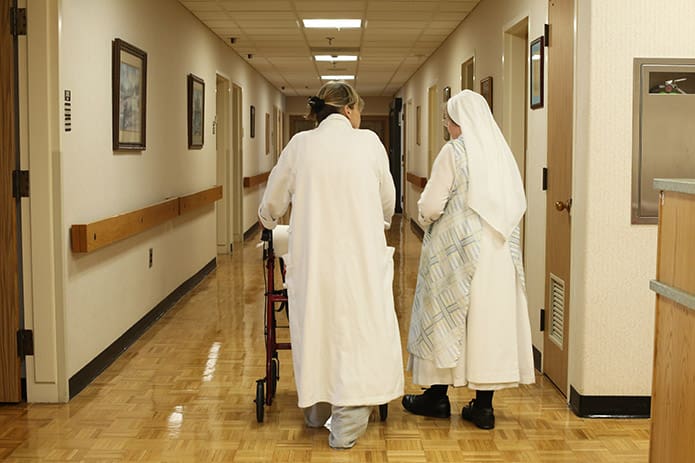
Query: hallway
[{"left": 0, "top": 216, "right": 649, "bottom": 462}]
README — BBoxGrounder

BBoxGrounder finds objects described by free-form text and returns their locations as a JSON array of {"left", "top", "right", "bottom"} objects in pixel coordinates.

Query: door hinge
[
  {"left": 10, "top": 7, "right": 27, "bottom": 37},
  {"left": 17, "top": 329, "right": 34, "bottom": 357},
  {"left": 540, "top": 308, "right": 546, "bottom": 332},
  {"left": 12, "top": 170, "right": 30, "bottom": 198}
]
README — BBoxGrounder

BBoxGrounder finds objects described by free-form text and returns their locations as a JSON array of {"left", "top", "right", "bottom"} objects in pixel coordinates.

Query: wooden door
[
  {"left": 543, "top": 0, "right": 574, "bottom": 395},
  {"left": 361, "top": 115, "right": 389, "bottom": 154},
  {"left": 1, "top": 0, "right": 22, "bottom": 402}
]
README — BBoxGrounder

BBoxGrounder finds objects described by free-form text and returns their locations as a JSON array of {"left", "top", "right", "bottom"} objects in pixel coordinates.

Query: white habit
[{"left": 407, "top": 91, "right": 535, "bottom": 390}]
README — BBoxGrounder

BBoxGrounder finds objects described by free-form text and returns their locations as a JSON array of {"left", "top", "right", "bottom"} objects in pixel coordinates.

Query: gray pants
[{"left": 303, "top": 402, "right": 372, "bottom": 449}]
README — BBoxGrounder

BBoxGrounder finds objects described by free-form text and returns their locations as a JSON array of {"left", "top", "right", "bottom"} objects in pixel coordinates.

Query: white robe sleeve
[
  {"left": 258, "top": 141, "right": 295, "bottom": 229},
  {"left": 417, "top": 143, "right": 456, "bottom": 226},
  {"left": 378, "top": 142, "right": 396, "bottom": 230}
]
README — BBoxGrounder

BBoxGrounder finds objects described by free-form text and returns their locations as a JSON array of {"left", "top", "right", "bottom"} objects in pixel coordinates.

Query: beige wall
[
  {"left": 23, "top": 0, "right": 283, "bottom": 400},
  {"left": 570, "top": 0, "right": 695, "bottom": 396},
  {"left": 397, "top": 0, "right": 548, "bottom": 358}
]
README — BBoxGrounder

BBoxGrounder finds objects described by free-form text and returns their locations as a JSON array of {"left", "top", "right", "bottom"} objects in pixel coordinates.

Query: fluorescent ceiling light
[
  {"left": 315, "top": 55, "right": 358, "bottom": 62},
  {"left": 303, "top": 19, "right": 361, "bottom": 29},
  {"left": 321, "top": 75, "right": 355, "bottom": 80}
]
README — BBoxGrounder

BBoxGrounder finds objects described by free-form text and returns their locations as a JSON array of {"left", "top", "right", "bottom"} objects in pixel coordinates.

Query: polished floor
[{"left": 0, "top": 216, "right": 650, "bottom": 462}]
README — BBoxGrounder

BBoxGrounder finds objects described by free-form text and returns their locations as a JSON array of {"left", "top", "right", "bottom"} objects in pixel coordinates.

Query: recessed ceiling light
[
  {"left": 303, "top": 19, "right": 361, "bottom": 29},
  {"left": 321, "top": 75, "right": 355, "bottom": 80},
  {"left": 315, "top": 55, "right": 358, "bottom": 62}
]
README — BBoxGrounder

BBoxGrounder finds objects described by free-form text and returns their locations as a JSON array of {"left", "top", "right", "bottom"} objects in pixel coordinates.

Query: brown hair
[{"left": 306, "top": 80, "right": 365, "bottom": 124}]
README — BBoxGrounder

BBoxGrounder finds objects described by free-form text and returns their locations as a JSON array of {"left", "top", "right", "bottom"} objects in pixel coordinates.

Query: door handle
[{"left": 554, "top": 198, "right": 572, "bottom": 213}]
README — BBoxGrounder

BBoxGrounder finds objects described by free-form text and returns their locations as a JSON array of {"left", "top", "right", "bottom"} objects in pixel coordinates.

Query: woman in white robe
[
  {"left": 402, "top": 90, "right": 535, "bottom": 430},
  {"left": 258, "top": 81, "right": 404, "bottom": 449}
]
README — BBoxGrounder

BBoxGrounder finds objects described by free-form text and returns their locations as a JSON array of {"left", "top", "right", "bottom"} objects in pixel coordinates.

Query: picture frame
[
  {"left": 112, "top": 38, "right": 147, "bottom": 150},
  {"left": 187, "top": 74, "right": 205, "bottom": 149},
  {"left": 416, "top": 105, "right": 421, "bottom": 146},
  {"left": 250, "top": 105, "right": 256, "bottom": 138},
  {"left": 480, "top": 76, "right": 493, "bottom": 113},
  {"left": 530, "top": 36, "right": 545, "bottom": 109}
]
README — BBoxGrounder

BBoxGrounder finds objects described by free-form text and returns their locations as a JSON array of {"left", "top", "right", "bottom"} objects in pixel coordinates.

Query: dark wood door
[{"left": 0, "top": 0, "right": 22, "bottom": 402}]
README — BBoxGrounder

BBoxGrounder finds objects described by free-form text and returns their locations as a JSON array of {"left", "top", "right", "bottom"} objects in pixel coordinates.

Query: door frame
[
  {"left": 502, "top": 17, "right": 529, "bottom": 255},
  {"left": 230, "top": 83, "right": 243, "bottom": 244},
  {"left": 427, "top": 85, "right": 439, "bottom": 173},
  {"left": 215, "top": 74, "right": 231, "bottom": 254}
]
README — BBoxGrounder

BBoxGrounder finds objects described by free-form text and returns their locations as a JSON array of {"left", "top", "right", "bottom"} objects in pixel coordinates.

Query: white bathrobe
[{"left": 259, "top": 113, "right": 404, "bottom": 408}]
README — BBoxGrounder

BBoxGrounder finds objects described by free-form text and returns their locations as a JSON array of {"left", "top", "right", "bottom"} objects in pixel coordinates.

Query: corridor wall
[{"left": 23, "top": 0, "right": 283, "bottom": 401}]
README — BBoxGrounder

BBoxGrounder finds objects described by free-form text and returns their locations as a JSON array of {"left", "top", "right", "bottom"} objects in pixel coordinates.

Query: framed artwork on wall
[
  {"left": 187, "top": 74, "right": 205, "bottom": 149},
  {"left": 480, "top": 76, "right": 493, "bottom": 113},
  {"left": 112, "top": 38, "right": 147, "bottom": 150},
  {"left": 250, "top": 105, "right": 256, "bottom": 138},
  {"left": 530, "top": 36, "right": 545, "bottom": 109}
]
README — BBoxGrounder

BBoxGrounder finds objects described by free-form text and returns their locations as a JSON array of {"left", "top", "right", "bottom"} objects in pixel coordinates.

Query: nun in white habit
[
  {"left": 402, "top": 90, "right": 535, "bottom": 429},
  {"left": 259, "top": 81, "right": 404, "bottom": 449}
]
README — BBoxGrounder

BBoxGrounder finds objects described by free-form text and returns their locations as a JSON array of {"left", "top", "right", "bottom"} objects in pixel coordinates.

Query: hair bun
[{"left": 308, "top": 96, "right": 325, "bottom": 111}]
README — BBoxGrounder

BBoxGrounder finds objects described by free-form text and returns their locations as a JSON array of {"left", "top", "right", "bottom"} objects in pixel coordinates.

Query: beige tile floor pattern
[{"left": 0, "top": 216, "right": 650, "bottom": 462}]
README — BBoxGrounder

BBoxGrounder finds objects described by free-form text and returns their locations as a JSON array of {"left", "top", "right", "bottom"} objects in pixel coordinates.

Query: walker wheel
[
  {"left": 255, "top": 380, "right": 265, "bottom": 423},
  {"left": 270, "top": 358, "right": 279, "bottom": 399},
  {"left": 379, "top": 403, "right": 388, "bottom": 421}
]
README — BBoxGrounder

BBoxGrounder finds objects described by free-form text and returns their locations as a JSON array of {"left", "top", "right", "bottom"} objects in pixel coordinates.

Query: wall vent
[{"left": 549, "top": 273, "right": 565, "bottom": 348}]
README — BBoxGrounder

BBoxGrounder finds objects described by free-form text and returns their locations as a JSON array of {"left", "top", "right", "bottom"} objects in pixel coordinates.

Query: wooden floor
[{"left": 0, "top": 216, "right": 650, "bottom": 462}]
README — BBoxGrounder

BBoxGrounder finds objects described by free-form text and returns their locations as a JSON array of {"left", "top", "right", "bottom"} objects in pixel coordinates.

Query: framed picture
[
  {"left": 443, "top": 86, "right": 451, "bottom": 141},
  {"left": 187, "top": 74, "right": 205, "bottom": 149},
  {"left": 112, "top": 38, "right": 147, "bottom": 150},
  {"left": 416, "top": 105, "right": 421, "bottom": 146},
  {"left": 530, "top": 36, "right": 545, "bottom": 109},
  {"left": 480, "top": 76, "right": 493, "bottom": 113},
  {"left": 250, "top": 105, "right": 256, "bottom": 138}
]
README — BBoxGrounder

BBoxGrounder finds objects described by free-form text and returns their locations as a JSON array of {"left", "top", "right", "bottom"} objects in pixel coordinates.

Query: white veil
[{"left": 447, "top": 90, "right": 526, "bottom": 240}]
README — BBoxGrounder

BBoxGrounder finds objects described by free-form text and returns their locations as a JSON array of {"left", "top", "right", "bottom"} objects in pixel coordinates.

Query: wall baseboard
[
  {"left": 569, "top": 385, "right": 651, "bottom": 418},
  {"left": 68, "top": 258, "right": 217, "bottom": 399},
  {"left": 409, "top": 218, "right": 424, "bottom": 241},
  {"left": 243, "top": 221, "right": 261, "bottom": 241}
]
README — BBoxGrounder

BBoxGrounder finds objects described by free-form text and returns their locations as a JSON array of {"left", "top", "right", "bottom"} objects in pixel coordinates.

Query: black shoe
[
  {"left": 461, "top": 399, "right": 495, "bottom": 429},
  {"left": 401, "top": 393, "right": 451, "bottom": 418}
]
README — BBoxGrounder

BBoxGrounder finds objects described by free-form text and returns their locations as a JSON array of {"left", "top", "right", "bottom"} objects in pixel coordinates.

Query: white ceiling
[{"left": 178, "top": 0, "right": 481, "bottom": 97}]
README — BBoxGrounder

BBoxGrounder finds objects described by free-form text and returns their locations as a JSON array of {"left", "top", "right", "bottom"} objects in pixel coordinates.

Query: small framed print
[
  {"left": 530, "top": 36, "right": 545, "bottom": 109},
  {"left": 112, "top": 38, "right": 147, "bottom": 150},
  {"left": 187, "top": 74, "right": 205, "bottom": 149}
]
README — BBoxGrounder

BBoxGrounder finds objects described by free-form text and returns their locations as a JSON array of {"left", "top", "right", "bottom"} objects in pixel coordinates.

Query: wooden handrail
[
  {"left": 243, "top": 171, "right": 270, "bottom": 188},
  {"left": 70, "top": 185, "right": 222, "bottom": 253},
  {"left": 179, "top": 185, "right": 222, "bottom": 215},
  {"left": 406, "top": 172, "right": 427, "bottom": 188}
]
